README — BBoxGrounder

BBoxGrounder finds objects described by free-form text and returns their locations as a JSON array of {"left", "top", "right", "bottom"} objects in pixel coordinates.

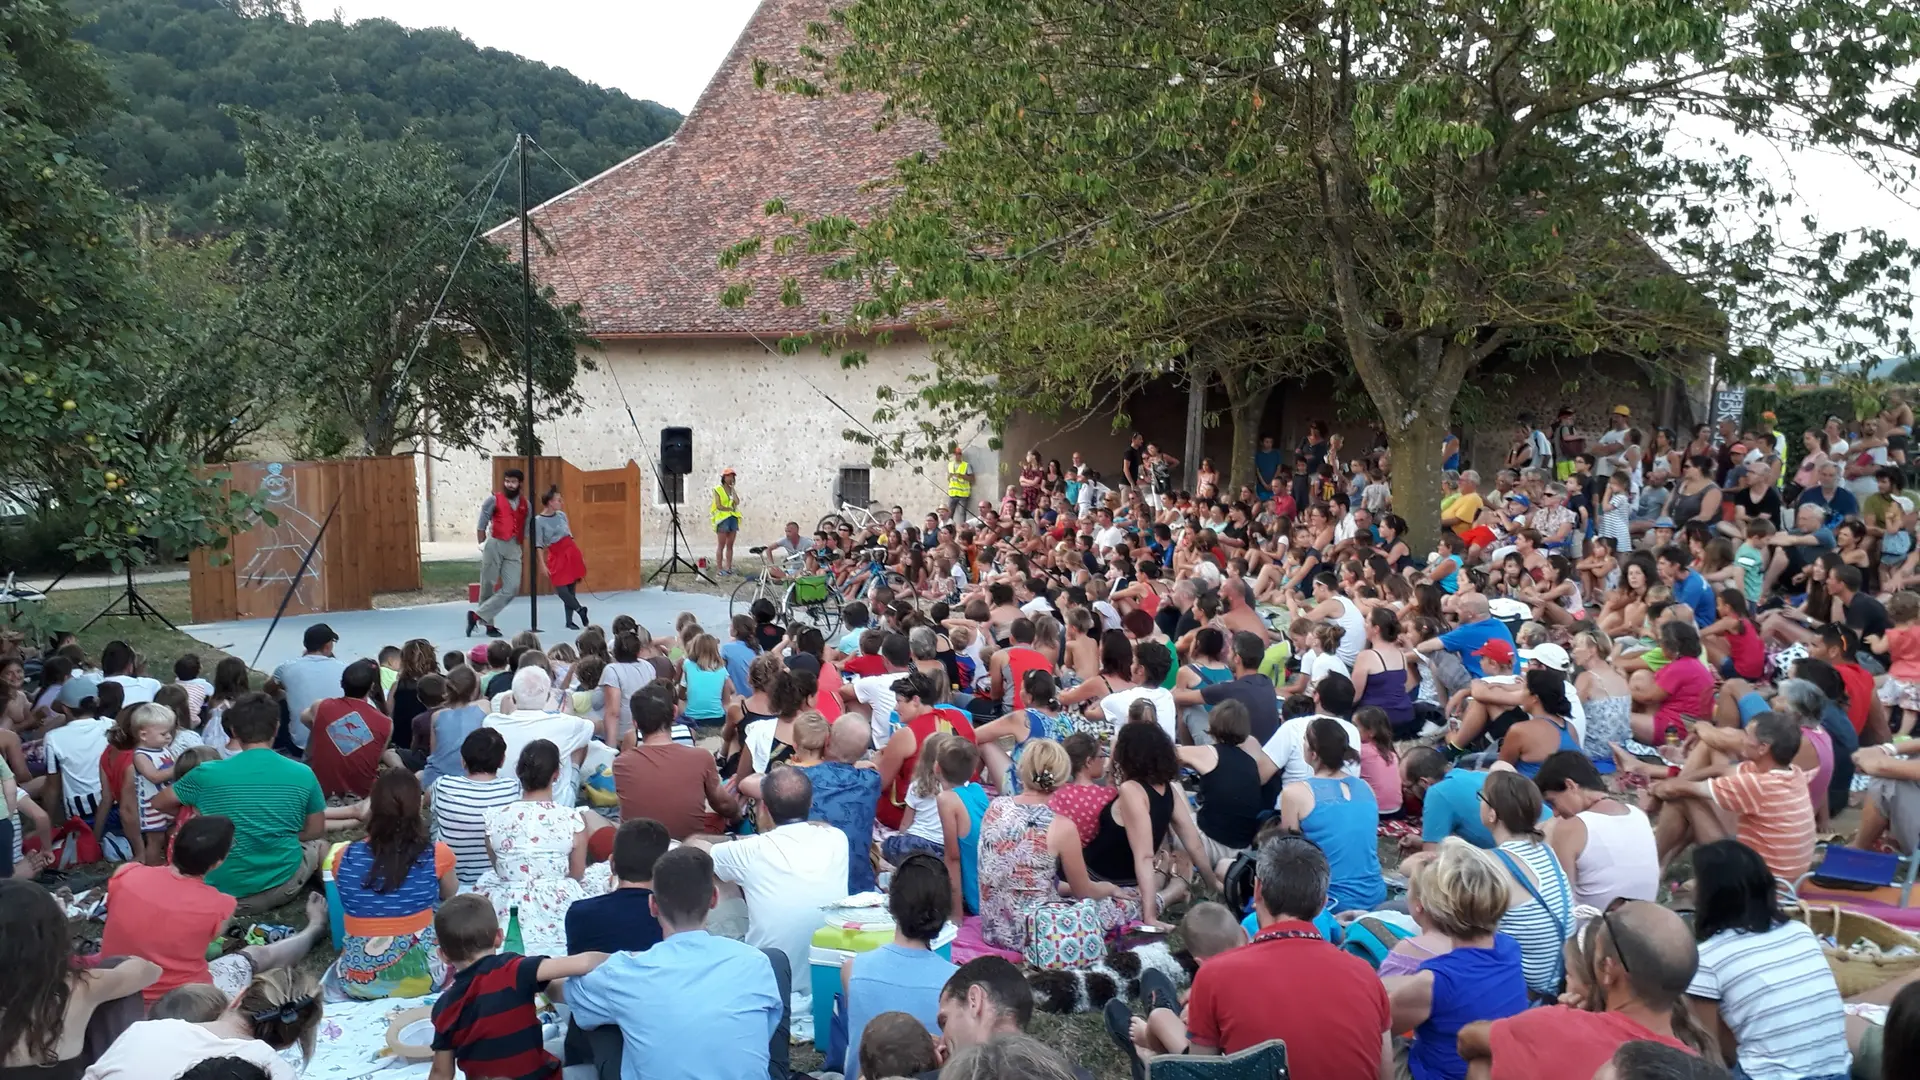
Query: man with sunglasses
[{"left": 1457, "top": 901, "right": 1704, "bottom": 1079}]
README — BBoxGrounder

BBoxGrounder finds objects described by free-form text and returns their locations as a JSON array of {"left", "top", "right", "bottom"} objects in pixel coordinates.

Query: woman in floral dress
[
  {"left": 473, "top": 738, "right": 605, "bottom": 956},
  {"left": 1015, "top": 451, "right": 1046, "bottom": 516},
  {"left": 976, "top": 739, "right": 1137, "bottom": 952}
]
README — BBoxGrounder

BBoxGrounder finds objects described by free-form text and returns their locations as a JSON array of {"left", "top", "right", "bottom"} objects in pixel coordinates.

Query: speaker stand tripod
[
  {"left": 649, "top": 492, "right": 714, "bottom": 590},
  {"left": 81, "top": 564, "right": 184, "bottom": 632}
]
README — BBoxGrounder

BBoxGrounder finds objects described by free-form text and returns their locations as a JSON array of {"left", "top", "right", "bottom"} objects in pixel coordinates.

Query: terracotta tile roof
[{"left": 492, "top": 0, "right": 935, "bottom": 338}]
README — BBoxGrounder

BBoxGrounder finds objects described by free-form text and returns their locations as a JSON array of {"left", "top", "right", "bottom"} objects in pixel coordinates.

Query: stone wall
[{"left": 420, "top": 334, "right": 999, "bottom": 549}]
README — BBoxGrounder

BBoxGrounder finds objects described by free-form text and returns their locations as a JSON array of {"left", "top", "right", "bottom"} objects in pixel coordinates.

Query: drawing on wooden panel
[{"left": 239, "top": 462, "right": 324, "bottom": 607}]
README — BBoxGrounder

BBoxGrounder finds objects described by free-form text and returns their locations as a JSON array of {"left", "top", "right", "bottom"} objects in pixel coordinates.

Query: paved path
[
  {"left": 17, "top": 541, "right": 474, "bottom": 594},
  {"left": 182, "top": 585, "right": 734, "bottom": 670}
]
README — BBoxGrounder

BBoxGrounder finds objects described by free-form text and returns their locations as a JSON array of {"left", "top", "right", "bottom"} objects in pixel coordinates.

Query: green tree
[
  {"left": 2, "top": 0, "right": 255, "bottom": 569},
  {"left": 132, "top": 219, "right": 292, "bottom": 461},
  {"left": 224, "top": 115, "right": 592, "bottom": 457},
  {"left": 744, "top": 0, "right": 1919, "bottom": 545},
  {"left": 68, "top": 0, "right": 680, "bottom": 234}
]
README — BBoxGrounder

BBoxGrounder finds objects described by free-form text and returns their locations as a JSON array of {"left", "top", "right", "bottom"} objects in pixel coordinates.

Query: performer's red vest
[{"left": 488, "top": 493, "right": 526, "bottom": 542}]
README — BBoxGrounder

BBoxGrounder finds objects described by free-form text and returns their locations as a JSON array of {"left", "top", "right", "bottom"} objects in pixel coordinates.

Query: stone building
[
  {"left": 426, "top": 0, "right": 996, "bottom": 547},
  {"left": 426, "top": 0, "right": 1703, "bottom": 545}
]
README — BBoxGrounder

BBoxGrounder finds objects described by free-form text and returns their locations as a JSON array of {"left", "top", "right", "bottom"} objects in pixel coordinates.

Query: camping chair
[
  {"left": 1796, "top": 844, "right": 1920, "bottom": 907},
  {"left": 1147, "top": 1039, "right": 1288, "bottom": 1080}
]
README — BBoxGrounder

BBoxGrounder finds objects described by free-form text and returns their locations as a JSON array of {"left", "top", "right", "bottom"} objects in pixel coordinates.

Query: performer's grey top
[
  {"left": 533, "top": 511, "right": 573, "bottom": 550},
  {"left": 476, "top": 492, "right": 527, "bottom": 533}
]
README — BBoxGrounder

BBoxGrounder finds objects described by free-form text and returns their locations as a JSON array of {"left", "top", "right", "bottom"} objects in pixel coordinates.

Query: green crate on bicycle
[{"left": 791, "top": 574, "right": 833, "bottom": 605}]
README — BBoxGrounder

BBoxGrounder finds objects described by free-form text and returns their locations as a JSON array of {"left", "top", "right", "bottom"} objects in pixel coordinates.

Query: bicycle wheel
[
  {"left": 784, "top": 582, "right": 844, "bottom": 636},
  {"left": 730, "top": 576, "right": 765, "bottom": 621},
  {"left": 871, "top": 570, "right": 915, "bottom": 603},
  {"left": 816, "top": 512, "right": 848, "bottom": 534}
]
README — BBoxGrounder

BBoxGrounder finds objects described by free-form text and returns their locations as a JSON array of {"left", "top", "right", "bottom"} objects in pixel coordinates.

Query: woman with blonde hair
[
  {"left": 976, "top": 738, "right": 1140, "bottom": 951},
  {"left": 1384, "top": 838, "right": 1529, "bottom": 1080},
  {"left": 681, "top": 632, "right": 732, "bottom": 726},
  {"left": 1571, "top": 628, "right": 1631, "bottom": 764}
]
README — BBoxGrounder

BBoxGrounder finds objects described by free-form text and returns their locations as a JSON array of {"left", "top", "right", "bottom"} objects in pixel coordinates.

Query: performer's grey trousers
[{"left": 477, "top": 536, "right": 522, "bottom": 624}]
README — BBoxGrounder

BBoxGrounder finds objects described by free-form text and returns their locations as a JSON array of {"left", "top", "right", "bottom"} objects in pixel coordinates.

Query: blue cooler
[{"left": 808, "top": 908, "right": 956, "bottom": 1049}]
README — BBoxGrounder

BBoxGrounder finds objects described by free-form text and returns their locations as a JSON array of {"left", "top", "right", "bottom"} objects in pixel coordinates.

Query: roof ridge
[{"left": 489, "top": 0, "right": 938, "bottom": 337}]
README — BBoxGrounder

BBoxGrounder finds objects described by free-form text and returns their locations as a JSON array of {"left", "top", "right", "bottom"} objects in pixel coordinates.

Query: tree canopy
[
  {"left": 2, "top": 0, "right": 256, "bottom": 568},
  {"left": 742, "top": 0, "right": 1920, "bottom": 543},
  {"left": 69, "top": 0, "right": 680, "bottom": 232},
  {"left": 222, "top": 117, "right": 593, "bottom": 458}
]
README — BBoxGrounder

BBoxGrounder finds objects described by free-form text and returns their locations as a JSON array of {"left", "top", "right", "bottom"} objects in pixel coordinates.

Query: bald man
[
  {"left": 1458, "top": 901, "right": 1703, "bottom": 1080},
  {"left": 1219, "top": 578, "right": 1272, "bottom": 643},
  {"left": 1419, "top": 593, "right": 1517, "bottom": 678},
  {"left": 799, "top": 716, "right": 883, "bottom": 893}
]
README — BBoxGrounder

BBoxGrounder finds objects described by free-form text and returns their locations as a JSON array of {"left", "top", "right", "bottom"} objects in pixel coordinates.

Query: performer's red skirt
[{"left": 545, "top": 535, "right": 587, "bottom": 587}]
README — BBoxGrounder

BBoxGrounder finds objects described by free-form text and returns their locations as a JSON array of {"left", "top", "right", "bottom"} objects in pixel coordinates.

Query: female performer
[
  {"left": 711, "top": 467, "right": 741, "bottom": 575},
  {"left": 535, "top": 487, "right": 589, "bottom": 629}
]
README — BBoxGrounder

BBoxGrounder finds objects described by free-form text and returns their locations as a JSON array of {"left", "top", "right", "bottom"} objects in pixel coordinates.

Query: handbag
[
  {"left": 1022, "top": 898, "right": 1108, "bottom": 970},
  {"left": 1492, "top": 845, "right": 1572, "bottom": 999}
]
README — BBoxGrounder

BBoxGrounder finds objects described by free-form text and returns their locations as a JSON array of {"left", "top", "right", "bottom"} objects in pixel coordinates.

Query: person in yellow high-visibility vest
[
  {"left": 945, "top": 444, "right": 974, "bottom": 521},
  {"left": 711, "top": 467, "right": 741, "bottom": 575}
]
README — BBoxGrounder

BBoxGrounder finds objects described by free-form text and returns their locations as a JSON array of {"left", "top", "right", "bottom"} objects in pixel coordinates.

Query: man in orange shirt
[{"left": 1649, "top": 711, "right": 1814, "bottom": 883}]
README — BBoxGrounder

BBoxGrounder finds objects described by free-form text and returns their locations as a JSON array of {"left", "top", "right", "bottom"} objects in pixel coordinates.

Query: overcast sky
[
  {"left": 321, "top": 0, "right": 1915, "bottom": 365},
  {"left": 321, "top": 0, "right": 759, "bottom": 112}
]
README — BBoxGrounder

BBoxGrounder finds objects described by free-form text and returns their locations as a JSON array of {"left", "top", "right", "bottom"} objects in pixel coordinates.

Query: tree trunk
[
  {"left": 1386, "top": 412, "right": 1450, "bottom": 555},
  {"left": 1184, "top": 376, "right": 1207, "bottom": 493},
  {"left": 1223, "top": 376, "right": 1273, "bottom": 494}
]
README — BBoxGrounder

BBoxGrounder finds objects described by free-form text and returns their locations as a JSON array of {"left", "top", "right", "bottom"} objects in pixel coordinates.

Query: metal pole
[{"left": 519, "top": 133, "right": 539, "bottom": 632}]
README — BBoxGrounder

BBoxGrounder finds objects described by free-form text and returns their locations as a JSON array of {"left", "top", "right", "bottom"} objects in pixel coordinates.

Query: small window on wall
[
  {"left": 655, "top": 472, "right": 685, "bottom": 507},
  {"left": 837, "top": 467, "right": 871, "bottom": 508}
]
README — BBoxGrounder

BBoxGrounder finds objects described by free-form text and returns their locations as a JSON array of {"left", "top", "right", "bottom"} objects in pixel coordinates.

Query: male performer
[
  {"left": 468, "top": 468, "right": 527, "bottom": 638},
  {"left": 711, "top": 467, "right": 741, "bottom": 576}
]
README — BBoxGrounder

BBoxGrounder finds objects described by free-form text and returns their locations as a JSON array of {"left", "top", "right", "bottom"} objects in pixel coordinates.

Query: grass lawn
[{"left": 34, "top": 577, "right": 215, "bottom": 673}]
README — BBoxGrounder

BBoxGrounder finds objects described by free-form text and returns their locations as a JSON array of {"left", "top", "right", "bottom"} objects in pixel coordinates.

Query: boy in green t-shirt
[{"left": 1734, "top": 518, "right": 1772, "bottom": 603}]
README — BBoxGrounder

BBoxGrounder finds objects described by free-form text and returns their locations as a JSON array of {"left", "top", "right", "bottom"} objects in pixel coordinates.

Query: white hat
[
  {"left": 1743, "top": 449, "right": 1765, "bottom": 465},
  {"left": 1519, "top": 643, "right": 1572, "bottom": 672}
]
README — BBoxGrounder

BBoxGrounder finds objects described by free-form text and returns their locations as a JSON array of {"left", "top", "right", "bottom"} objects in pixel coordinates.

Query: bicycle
[
  {"left": 731, "top": 546, "right": 846, "bottom": 633},
  {"left": 839, "top": 542, "right": 915, "bottom": 607},
  {"left": 817, "top": 500, "right": 890, "bottom": 536}
]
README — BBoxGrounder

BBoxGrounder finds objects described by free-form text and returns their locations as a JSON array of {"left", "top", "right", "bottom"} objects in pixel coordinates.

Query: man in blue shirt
[
  {"left": 563, "top": 846, "right": 785, "bottom": 1080},
  {"left": 1254, "top": 435, "right": 1285, "bottom": 497},
  {"left": 564, "top": 818, "right": 668, "bottom": 1073},
  {"left": 1401, "top": 747, "right": 1498, "bottom": 850},
  {"left": 1764, "top": 502, "right": 1838, "bottom": 595},
  {"left": 1418, "top": 593, "right": 1516, "bottom": 678},
  {"left": 801, "top": 716, "right": 884, "bottom": 894},
  {"left": 1795, "top": 459, "right": 1860, "bottom": 527},
  {"left": 1658, "top": 546, "right": 1717, "bottom": 629}
]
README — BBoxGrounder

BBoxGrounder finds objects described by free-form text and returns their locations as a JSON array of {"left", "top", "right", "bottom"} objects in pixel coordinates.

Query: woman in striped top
[
  {"left": 1478, "top": 769, "right": 1573, "bottom": 1000},
  {"left": 427, "top": 727, "right": 522, "bottom": 888},
  {"left": 1687, "top": 839, "right": 1851, "bottom": 1080}
]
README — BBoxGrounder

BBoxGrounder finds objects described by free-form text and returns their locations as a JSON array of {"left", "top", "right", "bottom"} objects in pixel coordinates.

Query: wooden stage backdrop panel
[
  {"left": 190, "top": 457, "right": 422, "bottom": 623},
  {"left": 488, "top": 457, "right": 644, "bottom": 597}
]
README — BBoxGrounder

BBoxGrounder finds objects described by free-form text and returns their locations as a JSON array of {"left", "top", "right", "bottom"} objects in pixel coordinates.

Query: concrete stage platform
[{"left": 183, "top": 585, "right": 734, "bottom": 671}]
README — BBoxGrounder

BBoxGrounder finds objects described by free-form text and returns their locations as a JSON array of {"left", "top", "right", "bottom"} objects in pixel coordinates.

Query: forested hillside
[{"left": 68, "top": 0, "right": 680, "bottom": 231}]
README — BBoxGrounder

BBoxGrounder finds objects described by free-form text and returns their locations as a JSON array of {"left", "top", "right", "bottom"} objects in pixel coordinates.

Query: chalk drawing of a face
[{"left": 239, "top": 463, "right": 327, "bottom": 609}]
